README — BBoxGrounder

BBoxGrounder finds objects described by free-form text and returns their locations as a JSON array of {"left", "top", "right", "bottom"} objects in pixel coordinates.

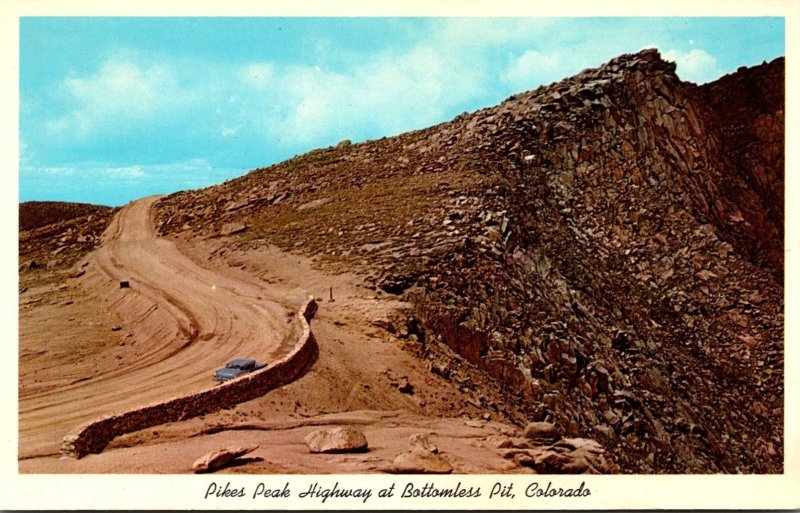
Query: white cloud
[
  {"left": 102, "top": 165, "right": 145, "bottom": 178},
  {"left": 48, "top": 57, "right": 194, "bottom": 138},
  {"left": 247, "top": 44, "right": 483, "bottom": 147},
  {"left": 21, "top": 166, "right": 76, "bottom": 176},
  {"left": 37, "top": 22, "right": 562, "bottom": 158},
  {"left": 217, "top": 20, "right": 562, "bottom": 149},
  {"left": 281, "top": 94, "right": 334, "bottom": 144},
  {"left": 66, "top": 60, "right": 177, "bottom": 117},
  {"left": 19, "top": 139, "right": 31, "bottom": 166},
  {"left": 503, "top": 49, "right": 565, "bottom": 90},
  {"left": 662, "top": 48, "right": 719, "bottom": 84},
  {"left": 41, "top": 22, "right": 683, "bottom": 170}
]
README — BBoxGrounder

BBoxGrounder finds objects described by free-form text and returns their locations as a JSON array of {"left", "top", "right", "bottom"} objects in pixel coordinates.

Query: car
[{"left": 213, "top": 358, "right": 267, "bottom": 382}]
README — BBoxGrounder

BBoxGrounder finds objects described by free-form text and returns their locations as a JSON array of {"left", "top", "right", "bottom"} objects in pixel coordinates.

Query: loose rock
[
  {"left": 304, "top": 426, "right": 368, "bottom": 453},
  {"left": 390, "top": 450, "right": 452, "bottom": 474},
  {"left": 523, "top": 421, "right": 561, "bottom": 443},
  {"left": 220, "top": 222, "right": 247, "bottom": 236},
  {"left": 192, "top": 445, "right": 258, "bottom": 473}
]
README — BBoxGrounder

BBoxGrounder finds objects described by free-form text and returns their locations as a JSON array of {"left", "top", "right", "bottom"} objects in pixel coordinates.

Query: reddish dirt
[{"left": 19, "top": 198, "right": 527, "bottom": 473}]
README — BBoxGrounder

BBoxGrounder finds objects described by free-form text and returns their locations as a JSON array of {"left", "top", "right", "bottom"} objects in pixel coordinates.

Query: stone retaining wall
[{"left": 61, "top": 298, "right": 318, "bottom": 459}]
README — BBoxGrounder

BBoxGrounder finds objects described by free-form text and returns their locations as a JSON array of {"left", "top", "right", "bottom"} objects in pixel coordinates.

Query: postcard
[{"left": 4, "top": 0, "right": 799, "bottom": 509}]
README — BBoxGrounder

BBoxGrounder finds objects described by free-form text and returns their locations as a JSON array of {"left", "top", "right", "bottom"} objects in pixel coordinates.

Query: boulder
[
  {"left": 297, "top": 198, "right": 331, "bottom": 212},
  {"left": 220, "top": 222, "right": 247, "bottom": 236},
  {"left": 522, "top": 421, "right": 561, "bottom": 443},
  {"left": 397, "top": 379, "right": 414, "bottom": 395},
  {"left": 224, "top": 198, "right": 249, "bottom": 212},
  {"left": 192, "top": 445, "right": 258, "bottom": 473},
  {"left": 519, "top": 438, "right": 610, "bottom": 474},
  {"left": 390, "top": 450, "right": 452, "bottom": 474},
  {"left": 371, "top": 316, "right": 396, "bottom": 332},
  {"left": 377, "top": 272, "right": 416, "bottom": 295},
  {"left": 304, "top": 426, "right": 368, "bottom": 453}
]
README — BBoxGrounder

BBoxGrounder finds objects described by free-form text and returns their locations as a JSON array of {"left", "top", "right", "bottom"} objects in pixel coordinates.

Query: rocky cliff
[
  {"left": 154, "top": 50, "right": 784, "bottom": 473},
  {"left": 688, "top": 61, "right": 784, "bottom": 280}
]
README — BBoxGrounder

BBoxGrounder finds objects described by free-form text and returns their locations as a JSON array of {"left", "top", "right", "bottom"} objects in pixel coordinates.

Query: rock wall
[
  {"left": 409, "top": 51, "right": 784, "bottom": 473},
  {"left": 687, "top": 59, "right": 784, "bottom": 280},
  {"left": 61, "top": 299, "right": 318, "bottom": 459}
]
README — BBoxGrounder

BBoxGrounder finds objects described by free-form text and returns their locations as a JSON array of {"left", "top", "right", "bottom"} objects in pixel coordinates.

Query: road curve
[{"left": 19, "top": 196, "right": 297, "bottom": 458}]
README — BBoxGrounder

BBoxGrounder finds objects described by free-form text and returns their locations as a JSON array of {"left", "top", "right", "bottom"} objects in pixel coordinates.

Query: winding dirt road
[
  {"left": 19, "top": 196, "right": 299, "bottom": 458},
  {"left": 19, "top": 197, "right": 533, "bottom": 475}
]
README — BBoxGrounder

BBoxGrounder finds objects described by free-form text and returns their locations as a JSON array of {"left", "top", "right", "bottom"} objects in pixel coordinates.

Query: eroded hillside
[
  {"left": 154, "top": 50, "right": 784, "bottom": 473},
  {"left": 19, "top": 202, "right": 116, "bottom": 288}
]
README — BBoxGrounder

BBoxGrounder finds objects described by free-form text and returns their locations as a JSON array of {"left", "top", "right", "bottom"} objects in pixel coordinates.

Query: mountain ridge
[
  {"left": 151, "top": 49, "right": 785, "bottom": 473},
  {"left": 21, "top": 49, "right": 782, "bottom": 474},
  {"left": 19, "top": 201, "right": 112, "bottom": 232}
]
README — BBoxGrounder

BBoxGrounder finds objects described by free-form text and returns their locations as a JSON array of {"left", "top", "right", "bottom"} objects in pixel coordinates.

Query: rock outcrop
[
  {"left": 687, "top": 60, "right": 784, "bottom": 280},
  {"left": 154, "top": 50, "right": 784, "bottom": 473},
  {"left": 505, "top": 437, "right": 610, "bottom": 474}
]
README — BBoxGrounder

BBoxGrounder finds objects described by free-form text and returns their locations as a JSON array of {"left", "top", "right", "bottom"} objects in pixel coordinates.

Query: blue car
[{"left": 213, "top": 358, "right": 267, "bottom": 382}]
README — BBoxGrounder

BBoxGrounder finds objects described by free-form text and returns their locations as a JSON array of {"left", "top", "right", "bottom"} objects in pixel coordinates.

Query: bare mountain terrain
[
  {"left": 19, "top": 50, "right": 783, "bottom": 474},
  {"left": 19, "top": 201, "right": 112, "bottom": 232}
]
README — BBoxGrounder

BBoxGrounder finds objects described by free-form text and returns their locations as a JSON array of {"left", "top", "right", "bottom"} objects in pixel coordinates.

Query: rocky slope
[
  {"left": 153, "top": 50, "right": 784, "bottom": 473},
  {"left": 19, "top": 201, "right": 111, "bottom": 232},
  {"left": 19, "top": 202, "right": 116, "bottom": 288}
]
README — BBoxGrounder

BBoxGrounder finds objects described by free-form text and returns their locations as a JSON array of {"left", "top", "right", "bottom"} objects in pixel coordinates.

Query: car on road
[{"left": 213, "top": 358, "right": 267, "bottom": 382}]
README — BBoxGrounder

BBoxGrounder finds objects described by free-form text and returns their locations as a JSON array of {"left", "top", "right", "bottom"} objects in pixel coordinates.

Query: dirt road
[
  {"left": 20, "top": 197, "right": 532, "bottom": 474},
  {"left": 19, "top": 196, "right": 299, "bottom": 459}
]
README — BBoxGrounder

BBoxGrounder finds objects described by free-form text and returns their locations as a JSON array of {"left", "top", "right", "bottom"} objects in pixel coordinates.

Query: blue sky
[{"left": 19, "top": 17, "right": 785, "bottom": 206}]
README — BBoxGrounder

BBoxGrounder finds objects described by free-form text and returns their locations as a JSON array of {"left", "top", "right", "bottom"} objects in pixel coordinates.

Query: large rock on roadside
[
  {"left": 304, "top": 427, "right": 368, "bottom": 453},
  {"left": 192, "top": 445, "right": 258, "bottom": 473},
  {"left": 390, "top": 450, "right": 453, "bottom": 474}
]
